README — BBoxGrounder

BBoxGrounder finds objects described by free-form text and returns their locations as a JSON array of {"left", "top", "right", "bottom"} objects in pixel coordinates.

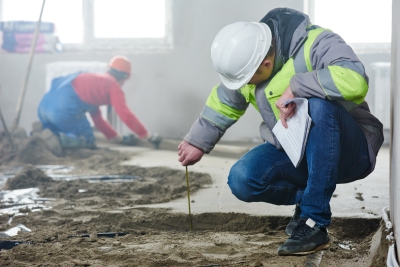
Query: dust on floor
[{"left": 0, "top": 131, "right": 389, "bottom": 266}]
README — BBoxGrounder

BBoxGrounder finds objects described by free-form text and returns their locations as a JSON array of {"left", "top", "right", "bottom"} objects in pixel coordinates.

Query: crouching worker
[
  {"left": 37, "top": 55, "right": 162, "bottom": 150},
  {"left": 178, "top": 8, "right": 384, "bottom": 256}
]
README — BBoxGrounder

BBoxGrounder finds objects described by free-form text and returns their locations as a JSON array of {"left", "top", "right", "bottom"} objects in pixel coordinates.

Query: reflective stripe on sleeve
[
  {"left": 205, "top": 86, "right": 246, "bottom": 121},
  {"left": 332, "top": 61, "right": 368, "bottom": 82},
  {"left": 216, "top": 84, "right": 249, "bottom": 110},
  {"left": 328, "top": 66, "right": 367, "bottom": 104},
  {"left": 201, "top": 105, "right": 238, "bottom": 130},
  {"left": 316, "top": 68, "right": 344, "bottom": 100}
]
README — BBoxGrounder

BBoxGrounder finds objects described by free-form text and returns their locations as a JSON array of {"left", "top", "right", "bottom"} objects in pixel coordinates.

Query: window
[
  {"left": 0, "top": 0, "right": 172, "bottom": 51},
  {"left": 304, "top": 0, "right": 391, "bottom": 53},
  {"left": 1, "top": 0, "right": 83, "bottom": 43},
  {"left": 93, "top": 0, "right": 165, "bottom": 38}
]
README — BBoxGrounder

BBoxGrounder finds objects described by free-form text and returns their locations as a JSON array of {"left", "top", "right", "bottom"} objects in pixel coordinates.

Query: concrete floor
[{"left": 104, "top": 140, "right": 390, "bottom": 220}]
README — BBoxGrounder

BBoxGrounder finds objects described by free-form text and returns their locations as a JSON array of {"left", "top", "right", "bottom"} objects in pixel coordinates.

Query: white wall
[
  {"left": 0, "top": 0, "right": 388, "bottom": 143},
  {"left": 0, "top": 0, "right": 303, "bottom": 141}
]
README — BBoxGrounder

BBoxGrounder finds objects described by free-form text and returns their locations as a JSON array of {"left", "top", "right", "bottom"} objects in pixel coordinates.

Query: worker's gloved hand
[
  {"left": 178, "top": 141, "right": 204, "bottom": 166},
  {"left": 109, "top": 135, "right": 123, "bottom": 144},
  {"left": 122, "top": 134, "right": 140, "bottom": 145},
  {"left": 148, "top": 133, "right": 163, "bottom": 149}
]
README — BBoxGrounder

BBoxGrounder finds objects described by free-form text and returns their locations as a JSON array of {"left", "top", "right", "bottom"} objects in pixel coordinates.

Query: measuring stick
[{"left": 185, "top": 166, "right": 193, "bottom": 231}]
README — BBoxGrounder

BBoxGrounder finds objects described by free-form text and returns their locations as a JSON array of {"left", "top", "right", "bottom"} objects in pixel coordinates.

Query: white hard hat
[{"left": 211, "top": 21, "right": 272, "bottom": 90}]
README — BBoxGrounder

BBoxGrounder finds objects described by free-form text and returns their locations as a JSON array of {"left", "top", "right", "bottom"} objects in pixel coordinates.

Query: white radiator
[{"left": 45, "top": 61, "right": 108, "bottom": 91}]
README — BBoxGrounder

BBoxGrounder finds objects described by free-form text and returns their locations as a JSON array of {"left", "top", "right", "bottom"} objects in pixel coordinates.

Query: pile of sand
[
  {"left": 2, "top": 165, "right": 54, "bottom": 190},
  {"left": 0, "top": 128, "right": 58, "bottom": 166}
]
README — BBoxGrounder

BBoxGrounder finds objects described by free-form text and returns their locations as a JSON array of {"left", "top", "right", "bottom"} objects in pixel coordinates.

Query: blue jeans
[
  {"left": 228, "top": 98, "right": 371, "bottom": 227},
  {"left": 38, "top": 72, "right": 96, "bottom": 144}
]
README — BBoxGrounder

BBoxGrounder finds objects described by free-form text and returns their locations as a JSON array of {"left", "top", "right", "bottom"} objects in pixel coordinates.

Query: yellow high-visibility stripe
[
  {"left": 304, "top": 28, "right": 331, "bottom": 72},
  {"left": 329, "top": 66, "right": 367, "bottom": 104},
  {"left": 265, "top": 58, "right": 296, "bottom": 119},
  {"left": 239, "top": 84, "right": 259, "bottom": 112},
  {"left": 206, "top": 86, "right": 246, "bottom": 120}
]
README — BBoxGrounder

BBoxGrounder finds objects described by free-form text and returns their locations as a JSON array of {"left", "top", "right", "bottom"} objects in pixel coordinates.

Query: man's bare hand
[
  {"left": 276, "top": 86, "right": 296, "bottom": 128},
  {"left": 178, "top": 141, "right": 205, "bottom": 166}
]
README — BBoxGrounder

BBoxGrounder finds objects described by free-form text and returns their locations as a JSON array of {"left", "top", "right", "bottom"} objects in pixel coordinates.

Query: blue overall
[{"left": 37, "top": 72, "right": 97, "bottom": 144}]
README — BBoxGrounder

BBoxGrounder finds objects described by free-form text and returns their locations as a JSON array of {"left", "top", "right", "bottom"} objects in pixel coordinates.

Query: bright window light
[
  {"left": 2, "top": 0, "right": 83, "bottom": 43},
  {"left": 93, "top": 0, "right": 166, "bottom": 38},
  {"left": 314, "top": 0, "right": 391, "bottom": 43},
  {"left": 1, "top": 0, "right": 172, "bottom": 51}
]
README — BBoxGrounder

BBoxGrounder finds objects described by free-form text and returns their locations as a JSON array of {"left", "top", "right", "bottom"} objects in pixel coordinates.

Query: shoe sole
[{"left": 279, "top": 242, "right": 331, "bottom": 256}]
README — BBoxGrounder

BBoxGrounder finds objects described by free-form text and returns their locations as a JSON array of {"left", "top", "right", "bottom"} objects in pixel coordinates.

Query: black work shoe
[
  {"left": 278, "top": 218, "right": 330, "bottom": 256},
  {"left": 285, "top": 204, "right": 301, "bottom": 236}
]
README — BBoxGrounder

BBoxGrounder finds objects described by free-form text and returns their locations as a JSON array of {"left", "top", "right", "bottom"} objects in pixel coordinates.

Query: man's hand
[
  {"left": 178, "top": 141, "right": 205, "bottom": 166},
  {"left": 122, "top": 134, "right": 140, "bottom": 145},
  {"left": 276, "top": 86, "right": 296, "bottom": 128}
]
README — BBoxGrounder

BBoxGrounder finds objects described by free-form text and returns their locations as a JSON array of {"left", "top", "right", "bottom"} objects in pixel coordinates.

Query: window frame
[
  {"left": 0, "top": 0, "right": 174, "bottom": 53},
  {"left": 303, "top": 0, "right": 391, "bottom": 54}
]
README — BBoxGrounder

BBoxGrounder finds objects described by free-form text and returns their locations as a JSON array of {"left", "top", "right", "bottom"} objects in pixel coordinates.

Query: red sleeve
[
  {"left": 109, "top": 88, "right": 149, "bottom": 138},
  {"left": 90, "top": 107, "right": 118, "bottom": 139}
]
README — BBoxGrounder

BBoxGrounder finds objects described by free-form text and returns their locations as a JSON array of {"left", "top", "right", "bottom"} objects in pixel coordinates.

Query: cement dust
[{"left": 0, "top": 132, "right": 384, "bottom": 266}]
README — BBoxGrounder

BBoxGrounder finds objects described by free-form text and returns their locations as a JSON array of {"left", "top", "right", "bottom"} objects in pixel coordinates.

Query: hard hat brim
[
  {"left": 220, "top": 23, "right": 272, "bottom": 90},
  {"left": 219, "top": 73, "right": 250, "bottom": 90}
]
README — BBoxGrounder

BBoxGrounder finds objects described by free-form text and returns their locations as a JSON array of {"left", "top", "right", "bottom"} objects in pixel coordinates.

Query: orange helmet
[{"left": 109, "top": 55, "right": 131, "bottom": 77}]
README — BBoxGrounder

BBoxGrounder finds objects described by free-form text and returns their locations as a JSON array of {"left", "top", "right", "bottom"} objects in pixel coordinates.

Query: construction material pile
[
  {"left": 0, "top": 21, "right": 61, "bottom": 53},
  {"left": 0, "top": 127, "right": 58, "bottom": 166}
]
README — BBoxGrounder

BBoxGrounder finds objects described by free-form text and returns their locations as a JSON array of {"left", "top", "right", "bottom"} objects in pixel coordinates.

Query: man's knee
[
  {"left": 308, "top": 98, "right": 341, "bottom": 122},
  {"left": 228, "top": 160, "right": 267, "bottom": 202},
  {"left": 227, "top": 162, "right": 256, "bottom": 202},
  {"left": 308, "top": 98, "right": 331, "bottom": 113}
]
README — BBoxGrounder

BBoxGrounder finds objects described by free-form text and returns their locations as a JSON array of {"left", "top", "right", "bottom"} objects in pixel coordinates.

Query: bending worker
[
  {"left": 38, "top": 55, "right": 162, "bottom": 148},
  {"left": 178, "top": 8, "right": 383, "bottom": 256}
]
